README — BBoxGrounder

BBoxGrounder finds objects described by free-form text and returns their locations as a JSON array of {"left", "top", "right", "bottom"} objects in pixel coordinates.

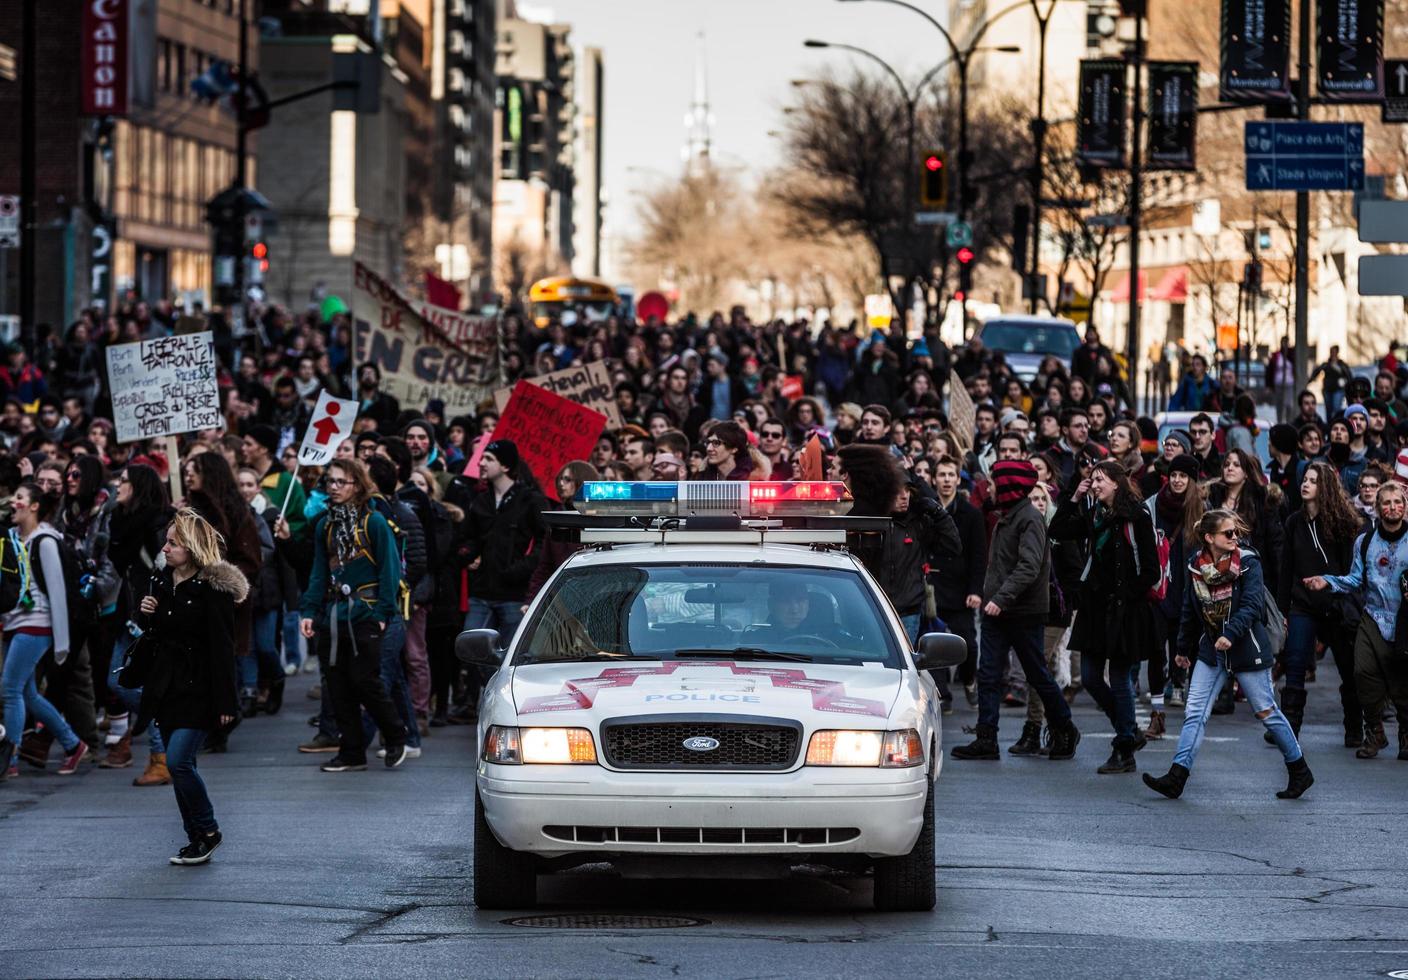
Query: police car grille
[{"left": 603, "top": 722, "right": 800, "bottom": 770}]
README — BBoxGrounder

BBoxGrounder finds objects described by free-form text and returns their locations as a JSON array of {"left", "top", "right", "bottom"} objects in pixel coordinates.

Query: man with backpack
[
  {"left": 298, "top": 457, "right": 409, "bottom": 772},
  {"left": 1305, "top": 480, "right": 1408, "bottom": 760}
]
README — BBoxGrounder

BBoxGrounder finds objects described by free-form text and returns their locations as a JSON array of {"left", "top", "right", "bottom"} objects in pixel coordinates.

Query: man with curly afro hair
[{"left": 835, "top": 444, "right": 961, "bottom": 655}]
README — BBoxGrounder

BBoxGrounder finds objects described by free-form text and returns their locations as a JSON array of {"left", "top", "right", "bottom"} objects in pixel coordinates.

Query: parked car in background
[{"left": 973, "top": 315, "right": 1081, "bottom": 383}]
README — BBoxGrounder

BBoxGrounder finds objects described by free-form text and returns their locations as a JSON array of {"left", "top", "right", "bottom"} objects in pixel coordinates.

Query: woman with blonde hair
[{"left": 123, "top": 508, "right": 249, "bottom": 864}]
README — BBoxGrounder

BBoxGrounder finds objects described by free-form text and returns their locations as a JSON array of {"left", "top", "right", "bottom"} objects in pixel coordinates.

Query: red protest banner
[
  {"left": 781, "top": 375, "right": 805, "bottom": 401},
  {"left": 492, "top": 381, "right": 607, "bottom": 489}
]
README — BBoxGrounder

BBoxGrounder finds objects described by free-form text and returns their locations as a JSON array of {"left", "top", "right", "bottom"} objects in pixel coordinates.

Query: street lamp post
[
  {"left": 1026, "top": 0, "right": 1057, "bottom": 315},
  {"left": 804, "top": 40, "right": 920, "bottom": 325}
]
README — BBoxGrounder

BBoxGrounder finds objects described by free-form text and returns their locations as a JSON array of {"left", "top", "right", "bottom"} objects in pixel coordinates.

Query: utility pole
[
  {"left": 1293, "top": 0, "right": 1311, "bottom": 394},
  {"left": 232, "top": 0, "right": 249, "bottom": 336},
  {"left": 1027, "top": 0, "right": 1055, "bottom": 315},
  {"left": 1125, "top": 0, "right": 1144, "bottom": 412},
  {"left": 19, "top": 0, "right": 36, "bottom": 351}
]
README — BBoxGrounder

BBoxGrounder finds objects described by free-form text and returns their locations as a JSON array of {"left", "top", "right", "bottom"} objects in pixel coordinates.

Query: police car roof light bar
[{"left": 574, "top": 481, "right": 853, "bottom": 518}]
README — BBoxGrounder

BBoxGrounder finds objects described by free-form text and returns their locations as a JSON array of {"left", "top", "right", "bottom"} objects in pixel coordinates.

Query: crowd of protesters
[{"left": 6, "top": 298, "right": 1408, "bottom": 858}]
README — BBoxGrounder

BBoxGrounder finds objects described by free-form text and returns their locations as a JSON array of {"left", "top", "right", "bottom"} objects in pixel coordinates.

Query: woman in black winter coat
[
  {"left": 1049, "top": 459, "right": 1160, "bottom": 774},
  {"left": 1138, "top": 453, "right": 1204, "bottom": 740},
  {"left": 123, "top": 509, "right": 249, "bottom": 865},
  {"left": 1276, "top": 461, "right": 1367, "bottom": 746}
]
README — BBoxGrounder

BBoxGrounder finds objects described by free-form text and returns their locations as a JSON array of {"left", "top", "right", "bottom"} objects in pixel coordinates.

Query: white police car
[{"left": 457, "top": 481, "right": 966, "bottom": 911}]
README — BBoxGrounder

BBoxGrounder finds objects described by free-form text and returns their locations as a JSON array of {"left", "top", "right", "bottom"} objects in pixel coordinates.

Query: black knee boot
[{"left": 1280, "top": 686, "right": 1306, "bottom": 737}]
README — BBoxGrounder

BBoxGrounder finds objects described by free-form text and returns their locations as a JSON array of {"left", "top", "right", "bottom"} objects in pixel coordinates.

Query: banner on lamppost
[
  {"left": 1219, "top": 0, "right": 1292, "bottom": 102},
  {"left": 1076, "top": 59, "right": 1128, "bottom": 169},
  {"left": 81, "top": 0, "right": 130, "bottom": 116},
  {"left": 1317, "top": 0, "right": 1385, "bottom": 101},
  {"left": 1147, "top": 62, "right": 1199, "bottom": 171}
]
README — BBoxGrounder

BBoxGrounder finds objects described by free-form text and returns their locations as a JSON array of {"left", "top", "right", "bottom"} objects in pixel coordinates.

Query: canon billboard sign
[{"left": 81, "top": 0, "right": 128, "bottom": 116}]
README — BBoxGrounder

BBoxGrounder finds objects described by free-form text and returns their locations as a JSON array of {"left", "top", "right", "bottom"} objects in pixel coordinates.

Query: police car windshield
[{"left": 516, "top": 564, "right": 903, "bottom": 668}]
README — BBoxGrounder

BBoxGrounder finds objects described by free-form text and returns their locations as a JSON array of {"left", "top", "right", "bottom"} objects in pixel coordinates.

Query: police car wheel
[
  {"left": 473, "top": 789, "right": 538, "bottom": 909},
  {"left": 872, "top": 778, "right": 936, "bottom": 912}
]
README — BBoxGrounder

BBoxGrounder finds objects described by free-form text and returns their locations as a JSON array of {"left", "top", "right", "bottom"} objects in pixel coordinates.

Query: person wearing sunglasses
[
  {"left": 1144, "top": 509, "right": 1312, "bottom": 801},
  {"left": 755, "top": 420, "right": 793, "bottom": 481}
]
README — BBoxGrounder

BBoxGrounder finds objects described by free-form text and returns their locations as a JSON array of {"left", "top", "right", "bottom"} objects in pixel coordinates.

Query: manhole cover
[{"left": 503, "top": 914, "right": 708, "bottom": 930}]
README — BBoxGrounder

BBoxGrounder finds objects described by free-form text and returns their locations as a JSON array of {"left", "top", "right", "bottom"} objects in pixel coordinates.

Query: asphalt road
[{"left": 1, "top": 666, "right": 1405, "bottom": 980}]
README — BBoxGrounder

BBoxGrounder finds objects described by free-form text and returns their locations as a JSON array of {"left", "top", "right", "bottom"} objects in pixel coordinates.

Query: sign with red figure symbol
[{"left": 298, "top": 391, "right": 359, "bottom": 466}]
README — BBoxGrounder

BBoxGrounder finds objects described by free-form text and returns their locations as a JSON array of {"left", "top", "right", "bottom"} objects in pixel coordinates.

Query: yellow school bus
[{"left": 528, "top": 277, "right": 619, "bottom": 328}]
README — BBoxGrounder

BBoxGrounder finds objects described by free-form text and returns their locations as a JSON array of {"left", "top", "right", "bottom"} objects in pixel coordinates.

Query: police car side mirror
[
  {"left": 456, "top": 628, "right": 502, "bottom": 667},
  {"left": 913, "top": 632, "right": 967, "bottom": 671}
]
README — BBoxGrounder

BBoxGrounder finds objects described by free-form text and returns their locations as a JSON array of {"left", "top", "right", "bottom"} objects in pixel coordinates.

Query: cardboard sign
[
  {"left": 492, "top": 382, "right": 607, "bottom": 489},
  {"left": 493, "top": 361, "right": 623, "bottom": 430},
  {"left": 106, "top": 332, "right": 221, "bottom": 443},
  {"left": 352, "top": 262, "right": 500, "bottom": 417},
  {"left": 948, "top": 369, "right": 975, "bottom": 454},
  {"left": 298, "top": 391, "right": 359, "bottom": 466}
]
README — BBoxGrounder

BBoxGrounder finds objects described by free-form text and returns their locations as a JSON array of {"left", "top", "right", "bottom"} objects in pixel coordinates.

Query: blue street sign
[{"left": 1245, "top": 121, "right": 1365, "bottom": 191}]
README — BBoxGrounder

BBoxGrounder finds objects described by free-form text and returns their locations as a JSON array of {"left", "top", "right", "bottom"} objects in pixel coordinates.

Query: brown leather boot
[
  {"left": 1356, "top": 724, "right": 1389, "bottom": 759},
  {"left": 133, "top": 753, "right": 170, "bottom": 786},
  {"left": 1143, "top": 710, "right": 1166, "bottom": 740},
  {"left": 100, "top": 734, "right": 133, "bottom": 769}
]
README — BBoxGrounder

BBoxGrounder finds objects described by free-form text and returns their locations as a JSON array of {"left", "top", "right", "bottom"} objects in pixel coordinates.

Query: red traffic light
[
  {"left": 925, "top": 155, "right": 944, "bottom": 171},
  {"left": 251, "top": 242, "right": 268, "bottom": 260},
  {"left": 956, "top": 246, "right": 975, "bottom": 264}
]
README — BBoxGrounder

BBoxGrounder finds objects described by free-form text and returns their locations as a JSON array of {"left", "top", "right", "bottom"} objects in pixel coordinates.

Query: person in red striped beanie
[{"left": 951, "top": 458, "right": 1082, "bottom": 762}]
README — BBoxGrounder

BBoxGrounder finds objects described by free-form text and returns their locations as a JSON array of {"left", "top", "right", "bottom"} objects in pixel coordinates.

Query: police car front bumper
[{"left": 477, "top": 763, "right": 931, "bottom": 859}]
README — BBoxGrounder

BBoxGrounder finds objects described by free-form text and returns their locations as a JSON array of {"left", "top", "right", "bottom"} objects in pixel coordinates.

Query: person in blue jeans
[
  {"left": 362, "top": 613, "right": 422, "bottom": 758},
  {"left": 125, "top": 509, "right": 247, "bottom": 864},
  {"left": 3, "top": 483, "right": 89, "bottom": 778},
  {"left": 1144, "top": 509, "right": 1313, "bottom": 800}
]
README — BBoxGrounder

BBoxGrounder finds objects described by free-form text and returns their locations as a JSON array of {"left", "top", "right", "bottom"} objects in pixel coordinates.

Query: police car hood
[{"left": 509, "top": 660, "right": 903, "bottom": 722}]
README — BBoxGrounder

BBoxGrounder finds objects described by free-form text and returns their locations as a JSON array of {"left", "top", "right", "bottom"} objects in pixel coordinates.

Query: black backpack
[
  {"left": 0, "top": 529, "right": 25, "bottom": 615},
  {"left": 30, "top": 529, "right": 100, "bottom": 653}
]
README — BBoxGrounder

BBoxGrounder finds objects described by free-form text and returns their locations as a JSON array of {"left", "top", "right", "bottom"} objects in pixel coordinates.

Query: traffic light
[
  {"left": 919, "top": 150, "right": 948, "bottom": 209},
  {"left": 247, "top": 240, "right": 269, "bottom": 285},
  {"left": 956, "top": 245, "right": 975, "bottom": 299}
]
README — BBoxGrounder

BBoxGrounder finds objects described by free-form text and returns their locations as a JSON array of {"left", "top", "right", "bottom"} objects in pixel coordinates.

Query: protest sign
[
  {"left": 493, "top": 361, "right": 623, "bottom": 430},
  {"left": 948, "top": 370, "right": 975, "bottom": 453},
  {"left": 298, "top": 391, "right": 359, "bottom": 466},
  {"left": 106, "top": 332, "right": 221, "bottom": 444},
  {"left": 492, "top": 382, "right": 607, "bottom": 489},
  {"left": 351, "top": 262, "right": 500, "bottom": 417}
]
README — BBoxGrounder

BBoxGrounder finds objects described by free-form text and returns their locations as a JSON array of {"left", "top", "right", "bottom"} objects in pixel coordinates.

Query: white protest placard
[
  {"left": 298, "top": 391, "right": 359, "bottom": 466},
  {"left": 106, "top": 332, "right": 221, "bottom": 444}
]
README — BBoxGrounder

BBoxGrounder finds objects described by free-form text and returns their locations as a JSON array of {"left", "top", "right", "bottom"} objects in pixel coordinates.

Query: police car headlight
[
  {"left": 805, "top": 729, "right": 924, "bottom": 767},
  {"left": 483, "top": 726, "right": 598, "bottom": 764}
]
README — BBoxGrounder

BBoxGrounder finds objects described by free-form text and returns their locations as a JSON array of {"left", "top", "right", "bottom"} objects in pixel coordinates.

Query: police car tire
[
  {"left": 872, "top": 778, "right": 936, "bottom": 912},
  {"left": 473, "top": 789, "right": 538, "bottom": 909}
]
